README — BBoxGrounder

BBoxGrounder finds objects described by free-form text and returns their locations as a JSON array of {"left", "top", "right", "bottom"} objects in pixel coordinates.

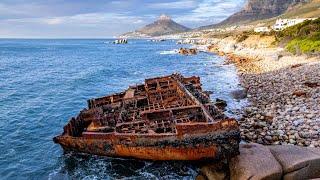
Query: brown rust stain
[{"left": 114, "top": 145, "right": 218, "bottom": 161}]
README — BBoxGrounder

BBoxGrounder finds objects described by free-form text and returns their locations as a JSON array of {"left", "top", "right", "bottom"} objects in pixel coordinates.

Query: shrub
[
  {"left": 279, "top": 18, "right": 320, "bottom": 54},
  {"left": 276, "top": 18, "right": 320, "bottom": 41},
  {"left": 236, "top": 34, "right": 249, "bottom": 43},
  {"left": 286, "top": 37, "right": 320, "bottom": 54}
]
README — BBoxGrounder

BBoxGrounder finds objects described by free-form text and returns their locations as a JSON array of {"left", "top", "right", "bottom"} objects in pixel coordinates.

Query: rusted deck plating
[{"left": 54, "top": 73, "right": 240, "bottom": 160}]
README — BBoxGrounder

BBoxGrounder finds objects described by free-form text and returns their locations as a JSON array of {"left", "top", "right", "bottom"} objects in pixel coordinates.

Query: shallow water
[{"left": 0, "top": 39, "right": 245, "bottom": 179}]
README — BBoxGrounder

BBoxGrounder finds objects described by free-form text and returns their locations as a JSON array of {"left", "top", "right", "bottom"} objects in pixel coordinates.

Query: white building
[
  {"left": 254, "top": 27, "right": 271, "bottom": 33},
  {"left": 272, "top": 18, "right": 317, "bottom": 31}
]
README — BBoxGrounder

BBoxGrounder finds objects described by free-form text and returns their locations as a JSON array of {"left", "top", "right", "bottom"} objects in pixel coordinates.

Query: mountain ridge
[{"left": 198, "top": 0, "right": 310, "bottom": 30}]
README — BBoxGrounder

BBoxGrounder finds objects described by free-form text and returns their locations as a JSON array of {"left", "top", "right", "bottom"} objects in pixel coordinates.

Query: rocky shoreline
[
  {"left": 238, "top": 62, "right": 320, "bottom": 147},
  {"left": 177, "top": 37, "right": 320, "bottom": 179},
  {"left": 196, "top": 36, "right": 320, "bottom": 148}
]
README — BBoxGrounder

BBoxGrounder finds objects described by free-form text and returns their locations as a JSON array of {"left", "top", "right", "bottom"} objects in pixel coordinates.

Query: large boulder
[
  {"left": 308, "top": 147, "right": 320, "bottom": 155},
  {"left": 231, "top": 89, "right": 247, "bottom": 100},
  {"left": 200, "top": 162, "right": 229, "bottom": 180},
  {"left": 229, "top": 143, "right": 283, "bottom": 180},
  {"left": 269, "top": 145, "right": 320, "bottom": 180}
]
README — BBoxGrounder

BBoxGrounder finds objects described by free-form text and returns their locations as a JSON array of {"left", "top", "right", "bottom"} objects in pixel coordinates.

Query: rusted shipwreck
[{"left": 54, "top": 74, "right": 240, "bottom": 161}]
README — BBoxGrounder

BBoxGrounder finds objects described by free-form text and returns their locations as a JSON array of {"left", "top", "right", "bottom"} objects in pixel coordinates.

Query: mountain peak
[
  {"left": 158, "top": 14, "right": 171, "bottom": 21},
  {"left": 122, "top": 14, "right": 190, "bottom": 37}
]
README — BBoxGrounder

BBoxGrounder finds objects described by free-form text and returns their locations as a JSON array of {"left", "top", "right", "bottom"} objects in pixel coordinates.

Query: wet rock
[
  {"left": 229, "top": 143, "right": 282, "bottom": 180},
  {"left": 231, "top": 89, "right": 247, "bottom": 100},
  {"left": 178, "top": 48, "right": 197, "bottom": 55},
  {"left": 179, "top": 48, "right": 188, "bottom": 55},
  {"left": 195, "top": 174, "right": 206, "bottom": 180},
  {"left": 215, "top": 98, "right": 227, "bottom": 110},
  {"left": 200, "top": 162, "right": 228, "bottom": 180},
  {"left": 189, "top": 48, "right": 197, "bottom": 55},
  {"left": 269, "top": 145, "right": 320, "bottom": 180}
]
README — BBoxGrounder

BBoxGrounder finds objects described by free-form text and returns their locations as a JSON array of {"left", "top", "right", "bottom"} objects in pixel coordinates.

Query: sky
[{"left": 0, "top": 0, "right": 246, "bottom": 38}]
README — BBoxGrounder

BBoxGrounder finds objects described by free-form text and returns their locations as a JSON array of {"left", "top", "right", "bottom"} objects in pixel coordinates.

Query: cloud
[
  {"left": 148, "top": 0, "right": 197, "bottom": 9},
  {"left": 0, "top": 0, "right": 246, "bottom": 37},
  {"left": 45, "top": 18, "right": 63, "bottom": 25},
  {"left": 4, "top": 12, "right": 147, "bottom": 26},
  {"left": 174, "top": 0, "right": 245, "bottom": 27},
  {"left": 0, "top": 12, "right": 149, "bottom": 37}
]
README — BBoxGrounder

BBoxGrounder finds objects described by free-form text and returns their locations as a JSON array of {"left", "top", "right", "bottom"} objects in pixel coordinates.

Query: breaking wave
[{"left": 159, "top": 49, "right": 178, "bottom": 55}]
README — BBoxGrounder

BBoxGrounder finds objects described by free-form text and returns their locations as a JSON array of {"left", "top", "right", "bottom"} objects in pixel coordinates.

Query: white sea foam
[
  {"left": 48, "top": 168, "right": 69, "bottom": 180},
  {"left": 159, "top": 49, "right": 178, "bottom": 55}
]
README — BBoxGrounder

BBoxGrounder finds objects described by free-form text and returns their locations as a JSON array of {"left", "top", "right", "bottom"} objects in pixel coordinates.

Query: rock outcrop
[
  {"left": 269, "top": 145, "right": 320, "bottom": 180},
  {"left": 201, "top": 143, "right": 320, "bottom": 180},
  {"left": 229, "top": 143, "right": 283, "bottom": 180},
  {"left": 113, "top": 39, "right": 128, "bottom": 44},
  {"left": 178, "top": 48, "right": 197, "bottom": 55}
]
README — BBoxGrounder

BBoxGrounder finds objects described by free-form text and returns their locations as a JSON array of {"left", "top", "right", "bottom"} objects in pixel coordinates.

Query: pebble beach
[
  {"left": 239, "top": 60, "right": 320, "bottom": 147},
  {"left": 209, "top": 38, "right": 320, "bottom": 148}
]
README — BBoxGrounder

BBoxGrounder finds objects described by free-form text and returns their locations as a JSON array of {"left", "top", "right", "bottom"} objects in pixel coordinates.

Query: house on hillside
[{"left": 272, "top": 18, "right": 317, "bottom": 31}]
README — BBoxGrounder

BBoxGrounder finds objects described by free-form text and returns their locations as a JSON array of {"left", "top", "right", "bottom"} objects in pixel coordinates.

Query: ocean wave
[{"left": 159, "top": 49, "right": 178, "bottom": 55}]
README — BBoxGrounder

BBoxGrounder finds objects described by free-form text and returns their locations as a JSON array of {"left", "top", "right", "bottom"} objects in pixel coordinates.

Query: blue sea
[{"left": 0, "top": 39, "right": 245, "bottom": 179}]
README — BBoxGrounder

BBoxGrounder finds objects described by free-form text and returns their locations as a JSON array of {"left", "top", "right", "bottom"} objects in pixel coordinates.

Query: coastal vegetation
[
  {"left": 286, "top": 35, "right": 320, "bottom": 54},
  {"left": 276, "top": 18, "right": 320, "bottom": 54}
]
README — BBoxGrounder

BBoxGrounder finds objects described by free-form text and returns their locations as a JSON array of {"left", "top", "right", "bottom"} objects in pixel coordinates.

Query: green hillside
[{"left": 276, "top": 18, "right": 320, "bottom": 54}]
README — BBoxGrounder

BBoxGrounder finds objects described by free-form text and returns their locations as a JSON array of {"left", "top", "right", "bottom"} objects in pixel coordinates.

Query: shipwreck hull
[
  {"left": 54, "top": 74, "right": 240, "bottom": 160},
  {"left": 54, "top": 120, "right": 240, "bottom": 160}
]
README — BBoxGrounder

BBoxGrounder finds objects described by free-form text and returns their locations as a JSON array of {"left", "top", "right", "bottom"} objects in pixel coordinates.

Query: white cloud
[
  {"left": 45, "top": 18, "right": 63, "bottom": 25},
  {"left": 148, "top": 0, "right": 197, "bottom": 9},
  {"left": 0, "top": 0, "right": 247, "bottom": 37},
  {"left": 0, "top": 12, "right": 150, "bottom": 37},
  {"left": 174, "top": 0, "right": 245, "bottom": 27},
  {"left": 4, "top": 12, "right": 147, "bottom": 26}
]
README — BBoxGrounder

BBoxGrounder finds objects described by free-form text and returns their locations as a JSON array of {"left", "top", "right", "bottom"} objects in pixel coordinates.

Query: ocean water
[{"left": 0, "top": 39, "right": 245, "bottom": 179}]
